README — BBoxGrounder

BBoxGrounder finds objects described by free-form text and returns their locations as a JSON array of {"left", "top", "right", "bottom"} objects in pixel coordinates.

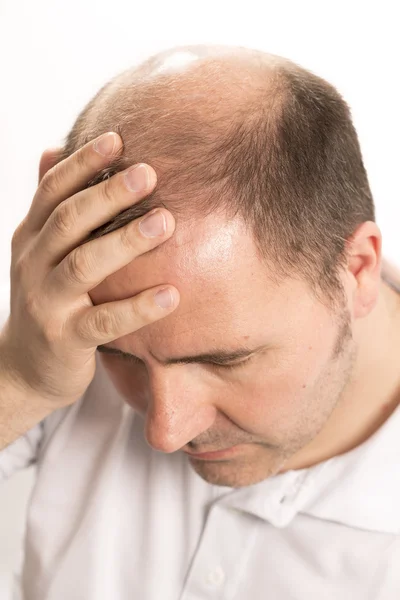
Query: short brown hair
[{"left": 57, "top": 47, "right": 375, "bottom": 311}]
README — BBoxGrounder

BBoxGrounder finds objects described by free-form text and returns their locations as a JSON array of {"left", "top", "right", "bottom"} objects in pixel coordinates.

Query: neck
[{"left": 280, "top": 261, "right": 400, "bottom": 472}]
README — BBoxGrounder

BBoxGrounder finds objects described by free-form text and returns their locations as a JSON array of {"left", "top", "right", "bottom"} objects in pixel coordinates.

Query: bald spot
[{"left": 60, "top": 45, "right": 293, "bottom": 228}]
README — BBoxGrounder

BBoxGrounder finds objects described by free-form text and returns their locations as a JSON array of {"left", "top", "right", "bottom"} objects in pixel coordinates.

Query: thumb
[{"left": 38, "top": 148, "right": 64, "bottom": 184}]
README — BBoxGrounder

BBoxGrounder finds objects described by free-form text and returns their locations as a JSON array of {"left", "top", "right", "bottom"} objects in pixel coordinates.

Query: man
[{"left": 1, "top": 44, "right": 399, "bottom": 599}]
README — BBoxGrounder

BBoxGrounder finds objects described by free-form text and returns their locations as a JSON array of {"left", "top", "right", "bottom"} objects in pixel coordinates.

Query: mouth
[{"left": 183, "top": 445, "right": 243, "bottom": 461}]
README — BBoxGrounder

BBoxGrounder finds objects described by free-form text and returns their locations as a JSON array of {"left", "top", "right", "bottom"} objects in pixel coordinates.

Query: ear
[
  {"left": 38, "top": 148, "right": 63, "bottom": 183},
  {"left": 346, "top": 221, "right": 382, "bottom": 319}
]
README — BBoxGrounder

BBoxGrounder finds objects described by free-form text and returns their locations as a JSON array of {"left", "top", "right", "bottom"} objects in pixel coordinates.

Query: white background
[{"left": 0, "top": 0, "right": 399, "bottom": 597}]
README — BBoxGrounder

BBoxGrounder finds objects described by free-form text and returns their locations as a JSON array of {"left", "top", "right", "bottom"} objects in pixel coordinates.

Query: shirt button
[{"left": 207, "top": 566, "right": 225, "bottom": 586}]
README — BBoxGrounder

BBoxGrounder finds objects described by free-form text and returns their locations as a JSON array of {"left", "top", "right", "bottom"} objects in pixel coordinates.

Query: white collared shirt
[{"left": 1, "top": 272, "right": 400, "bottom": 600}]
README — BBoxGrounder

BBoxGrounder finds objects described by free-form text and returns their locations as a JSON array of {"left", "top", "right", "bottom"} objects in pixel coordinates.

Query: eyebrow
[{"left": 96, "top": 344, "right": 267, "bottom": 365}]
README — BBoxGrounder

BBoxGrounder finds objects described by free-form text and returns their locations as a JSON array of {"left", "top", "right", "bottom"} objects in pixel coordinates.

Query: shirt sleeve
[
  {"left": 0, "top": 421, "right": 45, "bottom": 484},
  {"left": 0, "top": 279, "right": 45, "bottom": 483}
]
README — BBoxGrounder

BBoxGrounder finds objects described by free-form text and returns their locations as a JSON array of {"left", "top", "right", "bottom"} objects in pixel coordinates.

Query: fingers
[
  {"left": 26, "top": 132, "right": 123, "bottom": 233},
  {"left": 72, "top": 285, "right": 180, "bottom": 350},
  {"left": 45, "top": 207, "right": 175, "bottom": 300},
  {"left": 38, "top": 148, "right": 64, "bottom": 184},
  {"left": 32, "top": 160, "right": 159, "bottom": 270}
]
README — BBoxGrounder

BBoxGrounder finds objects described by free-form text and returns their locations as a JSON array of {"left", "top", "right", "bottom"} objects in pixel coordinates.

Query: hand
[{"left": 0, "top": 132, "right": 179, "bottom": 407}]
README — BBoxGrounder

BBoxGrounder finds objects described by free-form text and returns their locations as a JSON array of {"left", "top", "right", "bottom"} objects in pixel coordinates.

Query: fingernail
[
  {"left": 93, "top": 132, "right": 118, "bottom": 156},
  {"left": 154, "top": 288, "right": 174, "bottom": 308},
  {"left": 139, "top": 210, "right": 166, "bottom": 237},
  {"left": 124, "top": 164, "right": 150, "bottom": 192}
]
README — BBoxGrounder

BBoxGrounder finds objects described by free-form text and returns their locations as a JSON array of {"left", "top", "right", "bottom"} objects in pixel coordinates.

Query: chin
[{"left": 188, "top": 454, "right": 286, "bottom": 488}]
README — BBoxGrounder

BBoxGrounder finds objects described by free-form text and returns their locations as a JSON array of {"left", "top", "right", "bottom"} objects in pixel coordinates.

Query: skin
[
  {"left": 90, "top": 210, "right": 400, "bottom": 488},
  {"left": 87, "top": 47, "right": 400, "bottom": 487}
]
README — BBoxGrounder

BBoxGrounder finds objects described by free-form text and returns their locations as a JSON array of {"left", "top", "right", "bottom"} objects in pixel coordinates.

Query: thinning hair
[{"left": 57, "top": 45, "right": 375, "bottom": 312}]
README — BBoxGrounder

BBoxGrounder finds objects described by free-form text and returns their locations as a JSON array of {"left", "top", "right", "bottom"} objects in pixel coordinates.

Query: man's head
[{"left": 58, "top": 45, "right": 381, "bottom": 487}]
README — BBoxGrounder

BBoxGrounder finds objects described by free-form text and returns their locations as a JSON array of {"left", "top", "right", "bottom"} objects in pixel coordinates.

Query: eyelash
[
  {"left": 212, "top": 358, "right": 251, "bottom": 371},
  {"left": 121, "top": 355, "right": 142, "bottom": 365},
  {"left": 119, "top": 355, "right": 252, "bottom": 371}
]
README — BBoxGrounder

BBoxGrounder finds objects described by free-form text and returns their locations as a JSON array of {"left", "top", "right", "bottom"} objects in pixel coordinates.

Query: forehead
[
  {"left": 91, "top": 214, "right": 267, "bottom": 303},
  {"left": 89, "top": 214, "right": 313, "bottom": 351}
]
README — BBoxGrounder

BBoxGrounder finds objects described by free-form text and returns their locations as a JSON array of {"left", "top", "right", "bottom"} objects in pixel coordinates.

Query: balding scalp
[{"left": 58, "top": 45, "right": 375, "bottom": 311}]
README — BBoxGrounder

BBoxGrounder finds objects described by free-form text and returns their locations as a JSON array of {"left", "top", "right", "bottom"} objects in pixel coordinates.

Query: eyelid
[
  {"left": 211, "top": 356, "right": 253, "bottom": 370},
  {"left": 119, "top": 354, "right": 253, "bottom": 369},
  {"left": 122, "top": 354, "right": 143, "bottom": 365}
]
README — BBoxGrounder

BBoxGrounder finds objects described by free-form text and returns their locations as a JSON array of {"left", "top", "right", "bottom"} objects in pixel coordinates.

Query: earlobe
[{"left": 353, "top": 283, "right": 380, "bottom": 319}]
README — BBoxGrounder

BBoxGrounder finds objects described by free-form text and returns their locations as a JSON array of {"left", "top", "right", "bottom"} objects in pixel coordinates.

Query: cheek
[
  {"left": 224, "top": 346, "right": 329, "bottom": 438},
  {"left": 100, "top": 357, "right": 149, "bottom": 415},
  {"left": 225, "top": 377, "right": 309, "bottom": 439}
]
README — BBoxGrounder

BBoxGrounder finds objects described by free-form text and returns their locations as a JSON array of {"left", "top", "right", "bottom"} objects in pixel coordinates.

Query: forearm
[{"left": 0, "top": 356, "right": 54, "bottom": 451}]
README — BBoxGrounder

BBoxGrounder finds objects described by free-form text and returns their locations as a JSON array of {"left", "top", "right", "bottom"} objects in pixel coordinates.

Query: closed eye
[
  {"left": 210, "top": 357, "right": 253, "bottom": 370},
  {"left": 118, "top": 354, "right": 253, "bottom": 370},
  {"left": 120, "top": 354, "right": 143, "bottom": 366}
]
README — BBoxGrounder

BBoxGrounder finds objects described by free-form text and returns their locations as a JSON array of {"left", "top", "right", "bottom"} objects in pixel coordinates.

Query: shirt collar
[{"left": 218, "top": 403, "right": 400, "bottom": 534}]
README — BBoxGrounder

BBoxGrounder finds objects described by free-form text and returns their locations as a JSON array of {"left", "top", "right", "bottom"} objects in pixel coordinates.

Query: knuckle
[
  {"left": 23, "top": 289, "right": 40, "bottom": 317},
  {"left": 50, "top": 201, "right": 76, "bottom": 237},
  {"left": 11, "top": 224, "right": 24, "bottom": 252},
  {"left": 98, "top": 177, "right": 115, "bottom": 205},
  {"left": 74, "top": 147, "right": 87, "bottom": 171},
  {"left": 63, "top": 247, "right": 91, "bottom": 285},
  {"left": 86, "top": 308, "right": 117, "bottom": 339},
  {"left": 13, "top": 252, "right": 30, "bottom": 278},
  {"left": 40, "top": 165, "right": 61, "bottom": 197},
  {"left": 42, "top": 316, "right": 64, "bottom": 346},
  {"left": 119, "top": 222, "right": 139, "bottom": 252},
  {"left": 130, "top": 295, "right": 154, "bottom": 324},
  {"left": 21, "top": 290, "right": 59, "bottom": 345},
  {"left": 11, "top": 217, "right": 30, "bottom": 254}
]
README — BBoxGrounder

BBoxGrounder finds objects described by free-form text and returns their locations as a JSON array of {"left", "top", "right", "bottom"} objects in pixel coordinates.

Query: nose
[{"left": 144, "top": 369, "right": 217, "bottom": 453}]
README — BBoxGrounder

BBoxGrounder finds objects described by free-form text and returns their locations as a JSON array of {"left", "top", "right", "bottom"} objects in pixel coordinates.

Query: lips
[{"left": 183, "top": 445, "right": 241, "bottom": 460}]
